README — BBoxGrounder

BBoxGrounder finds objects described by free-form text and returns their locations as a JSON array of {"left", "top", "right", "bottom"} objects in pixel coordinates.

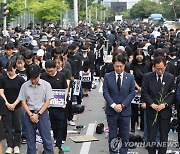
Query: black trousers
[
  {"left": 62, "top": 100, "right": 72, "bottom": 141},
  {"left": 3, "top": 107, "right": 22, "bottom": 148},
  {"left": 48, "top": 107, "right": 65, "bottom": 150},
  {"left": 177, "top": 105, "right": 180, "bottom": 146},
  {"left": 146, "top": 113, "right": 170, "bottom": 154},
  {"left": 131, "top": 104, "right": 138, "bottom": 130},
  {"left": 131, "top": 104, "right": 144, "bottom": 131}
]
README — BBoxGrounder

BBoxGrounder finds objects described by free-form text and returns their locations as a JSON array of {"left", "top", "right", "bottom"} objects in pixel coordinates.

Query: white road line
[
  {"left": 99, "top": 81, "right": 103, "bottom": 92},
  {"left": 79, "top": 123, "right": 95, "bottom": 154}
]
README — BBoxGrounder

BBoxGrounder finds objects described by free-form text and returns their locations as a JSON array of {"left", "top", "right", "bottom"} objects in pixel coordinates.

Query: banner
[
  {"left": 73, "top": 79, "right": 81, "bottom": 96},
  {"left": 50, "top": 89, "right": 66, "bottom": 107}
]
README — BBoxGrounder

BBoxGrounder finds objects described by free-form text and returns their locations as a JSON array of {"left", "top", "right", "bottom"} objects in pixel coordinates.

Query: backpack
[{"left": 96, "top": 123, "right": 104, "bottom": 134}]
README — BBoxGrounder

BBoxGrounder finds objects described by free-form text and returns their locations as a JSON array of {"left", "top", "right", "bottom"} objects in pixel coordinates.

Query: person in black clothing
[
  {"left": 80, "top": 45, "right": 92, "bottom": 96},
  {"left": 68, "top": 44, "right": 82, "bottom": 105},
  {"left": 23, "top": 50, "right": 34, "bottom": 69},
  {"left": 0, "top": 95, "right": 7, "bottom": 154},
  {"left": 61, "top": 47, "right": 72, "bottom": 76},
  {"left": 54, "top": 55, "right": 71, "bottom": 89},
  {"left": 130, "top": 49, "right": 146, "bottom": 132},
  {"left": 54, "top": 55, "right": 72, "bottom": 143},
  {"left": 68, "top": 44, "right": 82, "bottom": 79},
  {"left": 144, "top": 48, "right": 175, "bottom": 75},
  {"left": 16, "top": 55, "right": 27, "bottom": 81},
  {"left": 0, "top": 61, "right": 25, "bottom": 154},
  {"left": 41, "top": 60, "right": 68, "bottom": 154},
  {"left": 16, "top": 55, "right": 28, "bottom": 144},
  {"left": 95, "top": 34, "right": 104, "bottom": 76}
]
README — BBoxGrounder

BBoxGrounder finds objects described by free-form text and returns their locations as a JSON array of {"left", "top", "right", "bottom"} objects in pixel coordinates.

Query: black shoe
[
  {"left": 59, "top": 149, "right": 64, "bottom": 154},
  {"left": 85, "top": 94, "right": 88, "bottom": 97},
  {"left": 140, "top": 127, "right": 144, "bottom": 131},
  {"left": 131, "top": 129, "right": 135, "bottom": 133}
]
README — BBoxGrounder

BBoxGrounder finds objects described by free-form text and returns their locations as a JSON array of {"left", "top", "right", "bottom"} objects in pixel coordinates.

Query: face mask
[
  {"left": 69, "top": 51, "right": 74, "bottom": 55},
  {"left": 136, "top": 58, "right": 143, "bottom": 63}
]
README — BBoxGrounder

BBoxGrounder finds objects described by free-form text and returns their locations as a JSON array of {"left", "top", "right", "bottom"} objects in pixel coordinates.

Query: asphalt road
[{"left": 2, "top": 80, "right": 180, "bottom": 154}]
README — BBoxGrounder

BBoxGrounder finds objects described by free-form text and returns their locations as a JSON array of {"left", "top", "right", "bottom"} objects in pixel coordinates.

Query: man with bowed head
[
  {"left": 17, "top": 64, "right": 54, "bottom": 154},
  {"left": 142, "top": 56, "right": 175, "bottom": 154},
  {"left": 103, "top": 55, "right": 135, "bottom": 154}
]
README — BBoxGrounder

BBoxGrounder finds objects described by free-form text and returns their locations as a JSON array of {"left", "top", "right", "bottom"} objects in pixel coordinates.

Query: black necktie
[
  {"left": 117, "top": 74, "right": 121, "bottom": 91},
  {"left": 157, "top": 75, "right": 162, "bottom": 91}
]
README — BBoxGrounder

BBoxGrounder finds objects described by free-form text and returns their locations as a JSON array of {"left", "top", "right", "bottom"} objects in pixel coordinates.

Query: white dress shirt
[{"left": 111, "top": 71, "right": 124, "bottom": 109}]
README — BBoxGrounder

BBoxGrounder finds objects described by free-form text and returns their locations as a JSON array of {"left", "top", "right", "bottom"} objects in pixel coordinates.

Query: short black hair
[
  {"left": 68, "top": 44, "right": 77, "bottom": 51},
  {"left": 24, "top": 50, "right": 34, "bottom": 59},
  {"left": 153, "top": 49, "right": 165, "bottom": 58},
  {"left": 53, "top": 47, "right": 63, "bottom": 55},
  {"left": 153, "top": 56, "right": 166, "bottom": 66},
  {"left": 45, "top": 60, "right": 56, "bottom": 68},
  {"left": 5, "top": 42, "right": 14, "bottom": 50},
  {"left": 27, "top": 64, "right": 41, "bottom": 79},
  {"left": 6, "top": 61, "right": 16, "bottom": 71},
  {"left": 112, "top": 55, "right": 126, "bottom": 64},
  {"left": 16, "top": 55, "right": 25, "bottom": 62},
  {"left": 54, "top": 55, "right": 64, "bottom": 62},
  {"left": 81, "top": 45, "right": 88, "bottom": 51}
]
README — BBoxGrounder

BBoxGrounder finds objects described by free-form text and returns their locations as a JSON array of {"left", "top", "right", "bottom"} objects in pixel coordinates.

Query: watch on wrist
[
  {"left": 38, "top": 112, "right": 41, "bottom": 116},
  {"left": 165, "top": 103, "right": 168, "bottom": 108},
  {"left": 121, "top": 104, "right": 125, "bottom": 109}
]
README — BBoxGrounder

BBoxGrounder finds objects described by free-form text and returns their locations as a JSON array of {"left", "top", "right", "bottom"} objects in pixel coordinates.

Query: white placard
[
  {"left": 131, "top": 93, "right": 141, "bottom": 104},
  {"left": 80, "top": 71, "right": 91, "bottom": 82},
  {"left": 73, "top": 79, "right": 81, "bottom": 96}
]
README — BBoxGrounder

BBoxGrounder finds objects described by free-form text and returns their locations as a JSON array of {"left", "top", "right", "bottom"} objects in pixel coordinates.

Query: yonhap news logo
[
  {"left": 110, "top": 137, "right": 179, "bottom": 150},
  {"left": 110, "top": 137, "right": 122, "bottom": 152}
]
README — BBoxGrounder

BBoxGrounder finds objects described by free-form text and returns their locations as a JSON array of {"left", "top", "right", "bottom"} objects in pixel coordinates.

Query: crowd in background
[{"left": 0, "top": 20, "right": 179, "bottom": 154}]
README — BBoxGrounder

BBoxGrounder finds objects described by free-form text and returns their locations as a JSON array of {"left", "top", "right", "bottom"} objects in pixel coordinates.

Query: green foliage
[
  {"left": 28, "top": 0, "right": 68, "bottom": 22},
  {"left": 161, "top": 0, "right": 180, "bottom": 20},
  {"left": 121, "top": 10, "right": 131, "bottom": 19},
  {"left": 130, "top": 0, "right": 163, "bottom": 19},
  {"left": 0, "top": 0, "right": 24, "bottom": 22}
]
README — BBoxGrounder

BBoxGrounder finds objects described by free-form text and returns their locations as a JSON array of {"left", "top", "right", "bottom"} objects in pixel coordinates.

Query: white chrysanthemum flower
[
  {"left": 162, "top": 82, "right": 165, "bottom": 85},
  {"left": 171, "top": 89, "right": 175, "bottom": 93}
]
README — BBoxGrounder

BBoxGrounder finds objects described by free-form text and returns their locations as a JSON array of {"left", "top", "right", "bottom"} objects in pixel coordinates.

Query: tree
[
  {"left": 0, "top": 0, "right": 25, "bottom": 22},
  {"left": 161, "top": 0, "right": 180, "bottom": 20},
  {"left": 28, "top": 0, "right": 68, "bottom": 23},
  {"left": 130, "top": 0, "right": 163, "bottom": 19}
]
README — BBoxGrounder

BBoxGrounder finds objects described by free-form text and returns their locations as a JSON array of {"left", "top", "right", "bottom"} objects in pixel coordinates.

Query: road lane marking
[
  {"left": 80, "top": 123, "right": 95, "bottom": 154},
  {"left": 99, "top": 81, "right": 103, "bottom": 92}
]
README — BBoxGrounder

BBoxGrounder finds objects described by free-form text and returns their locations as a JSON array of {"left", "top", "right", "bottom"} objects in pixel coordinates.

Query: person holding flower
[
  {"left": 175, "top": 75, "right": 180, "bottom": 148},
  {"left": 142, "top": 56, "right": 175, "bottom": 154}
]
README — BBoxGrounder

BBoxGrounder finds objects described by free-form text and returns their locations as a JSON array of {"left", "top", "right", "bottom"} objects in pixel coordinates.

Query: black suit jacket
[{"left": 142, "top": 72, "right": 175, "bottom": 119}]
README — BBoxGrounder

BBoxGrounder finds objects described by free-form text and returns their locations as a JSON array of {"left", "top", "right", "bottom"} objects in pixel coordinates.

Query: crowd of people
[{"left": 0, "top": 20, "right": 179, "bottom": 154}]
